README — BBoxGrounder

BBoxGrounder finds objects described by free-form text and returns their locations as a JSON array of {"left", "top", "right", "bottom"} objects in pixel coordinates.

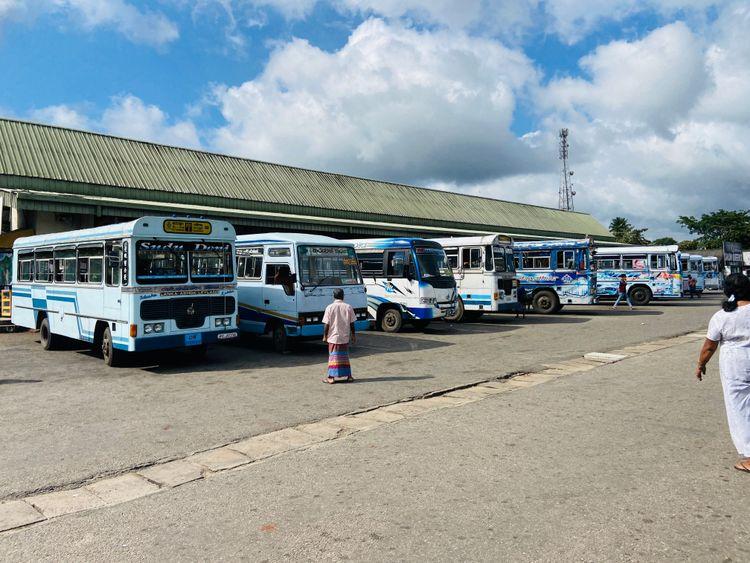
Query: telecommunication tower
[{"left": 558, "top": 128, "right": 575, "bottom": 211}]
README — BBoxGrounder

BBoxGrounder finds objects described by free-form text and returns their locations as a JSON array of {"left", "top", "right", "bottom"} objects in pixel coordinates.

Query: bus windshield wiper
[{"left": 306, "top": 275, "right": 335, "bottom": 293}]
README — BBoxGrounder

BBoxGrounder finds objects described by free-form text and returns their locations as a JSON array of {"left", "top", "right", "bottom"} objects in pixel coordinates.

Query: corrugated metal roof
[{"left": 0, "top": 118, "right": 613, "bottom": 239}]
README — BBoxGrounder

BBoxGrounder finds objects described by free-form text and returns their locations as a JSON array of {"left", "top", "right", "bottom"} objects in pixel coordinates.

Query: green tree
[
  {"left": 677, "top": 209, "right": 750, "bottom": 249},
  {"left": 678, "top": 239, "right": 700, "bottom": 251},
  {"left": 609, "top": 217, "right": 650, "bottom": 245},
  {"left": 652, "top": 236, "right": 677, "bottom": 245}
]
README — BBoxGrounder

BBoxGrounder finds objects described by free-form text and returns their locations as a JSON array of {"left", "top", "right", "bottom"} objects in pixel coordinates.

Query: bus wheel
[
  {"left": 380, "top": 308, "right": 403, "bottom": 333},
  {"left": 412, "top": 319, "right": 431, "bottom": 331},
  {"left": 629, "top": 286, "right": 652, "bottom": 306},
  {"left": 532, "top": 290, "right": 559, "bottom": 314},
  {"left": 272, "top": 323, "right": 290, "bottom": 353},
  {"left": 39, "top": 317, "right": 57, "bottom": 351},
  {"left": 444, "top": 297, "right": 465, "bottom": 322},
  {"left": 101, "top": 326, "right": 120, "bottom": 367}
]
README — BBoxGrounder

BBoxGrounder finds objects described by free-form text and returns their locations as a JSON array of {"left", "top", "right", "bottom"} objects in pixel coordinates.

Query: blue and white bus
[
  {"left": 512, "top": 239, "right": 597, "bottom": 314},
  {"left": 349, "top": 238, "right": 457, "bottom": 332},
  {"left": 595, "top": 245, "right": 682, "bottom": 305},
  {"left": 11, "top": 217, "right": 238, "bottom": 366},
  {"left": 703, "top": 256, "right": 723, "bottom": 291},
  {"left": 680, "top": 254, "right": 705, "bottom": 294},
  {"left": 431, "top": 235, "right": 517, "bottom": 321},
  {"left": 235, "top": 233, "right": 369, "bottom": 352}
]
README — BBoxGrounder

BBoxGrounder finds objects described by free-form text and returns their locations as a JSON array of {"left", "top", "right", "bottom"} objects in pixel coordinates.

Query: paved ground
[
  {"left": 0, "top": 298, "right": 718, "bottom": 500},
  {"left": 3, "top": 329, "right": 747, "bottom": 561}
]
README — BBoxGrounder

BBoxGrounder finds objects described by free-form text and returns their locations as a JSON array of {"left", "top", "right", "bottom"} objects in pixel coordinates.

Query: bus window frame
[
  {"left": 521, "top": 251, "right": 551, "bottom": 270},
  {"left": 444, "top": 248, "right": 459, "bottom": 271},
  {"left": 54, "top": 247, "right": 77, "bottom": 284},
  {"left": 357, "top": 251, "right": 385, "bottom": 277},
  {"left": 105, "top": 241, "right": 123, "bottom": 287},
  {"left": 596, "top": 255, "right": 620, "bottom": 270},
  {"left": 77, "top": 243, "right": 104, "bottom": 285},
  {"left": 34, "top": 249, "right": 54, "bottom": 283},
  {"left": 556, "top": 250, "right": 576, "bottom": 271},
  {"left": 17, "top": 250, "right": 34, "bottom": 282}
]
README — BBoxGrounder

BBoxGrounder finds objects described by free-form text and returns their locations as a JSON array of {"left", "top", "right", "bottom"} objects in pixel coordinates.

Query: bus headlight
[
  {"left": 144, "top": 324, "right": 152, "bottom": 334},
  {"left": 143, "top": 323, "right": 165, "bottom": 334},
  {"left": 215, "top": 317, "right": 232, "bottom": 327}
]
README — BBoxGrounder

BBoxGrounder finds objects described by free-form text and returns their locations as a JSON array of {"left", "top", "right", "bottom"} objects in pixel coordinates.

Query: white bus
[
  {"left": 680, "top": 254, "right": 706, "bottom": 293},
  {"left": 236, "top": 233, "right": 370, "bottom": 352},
  {"left": 430, "top": 235, "right": 517, "bottom": 321},
  {"left": 595, "top": 245, "right": 682, "bottom": 305},
  {"left": 703, "top": 256, "right": 723, "bottom": 291},
  {"left": 349, "top": 238, "right": 457, "bottom": 332},
  {"left": 11, "top": 217, "right": 238, "bottom": 366}
]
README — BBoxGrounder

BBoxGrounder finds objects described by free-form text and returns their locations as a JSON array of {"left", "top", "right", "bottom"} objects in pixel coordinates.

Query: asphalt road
[
  {"left": 2, "top": 332, "right": 746, "bottom": 561},
  {"left": 0, "top": 298, "right": 719, "bottom": 499}
]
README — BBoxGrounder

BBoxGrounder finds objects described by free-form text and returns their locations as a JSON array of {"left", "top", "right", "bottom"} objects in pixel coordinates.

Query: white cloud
[
  {"left": 0, "top": 0, "right": 178, "bottom": 46},
  {"left": 209, "top": 18, "right": 544, "bottom": 184},
  {"left": 29, "top": 104, "right": 91, "bottom": 130}
]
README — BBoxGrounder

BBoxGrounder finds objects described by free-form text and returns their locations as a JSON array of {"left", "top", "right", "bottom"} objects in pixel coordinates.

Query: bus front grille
[{"left": 141, "top": 297, "right": 236, "bottom": 329}]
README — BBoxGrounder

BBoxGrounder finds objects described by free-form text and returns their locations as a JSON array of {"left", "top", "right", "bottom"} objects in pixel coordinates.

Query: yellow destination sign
[{"left": 163, "top": 220, "right": 212, "bottom": 235}]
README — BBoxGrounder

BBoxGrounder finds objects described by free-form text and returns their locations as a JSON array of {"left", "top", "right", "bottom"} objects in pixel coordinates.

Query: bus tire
[
  {"left": 39, "top": 316, "right": 57, "bottom": 351},
  {"left": 629, "top": 285, "right": 652, "bottom": 306},
  {"left": 444, "top": 297, "right": 465, "bottom": 322},
  {"left": 272, "top": 323, "right": 290, "bottom": 353},
  {"left": 380, "top": 307, "right": 403, "bottom": 333},
  {"left": 532, "top": 290, "right": 559, "bottom": 314},
  {"left": 412, "top": 319, "right": 431, "bottom": 331},
  {"left": 101, "top": 326, "right": 120, "bottom": 367}
]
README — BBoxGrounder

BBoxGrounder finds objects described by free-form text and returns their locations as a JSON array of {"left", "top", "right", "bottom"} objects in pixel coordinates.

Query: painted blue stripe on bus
[
  {"left": 12, "top": 292, "right": 31, "bottom": 298},
  {"left": 459, "top": 294, "right": 491, "bottom": 299},
  {"left": 32, "top": 298, "right": 47, "bottom": 309},
  {"left": 463, "top": 299, "right": 492, "bottom": 306}
]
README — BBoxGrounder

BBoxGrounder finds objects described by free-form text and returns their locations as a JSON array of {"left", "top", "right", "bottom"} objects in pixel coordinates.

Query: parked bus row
[{"left": 8, "top": 216, "right": 718, "bottom": 366}]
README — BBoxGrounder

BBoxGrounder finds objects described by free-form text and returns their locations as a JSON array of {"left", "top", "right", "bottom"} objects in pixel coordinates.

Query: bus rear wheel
[
  {"left": 629, "top": 286, "right": 652, "bottom": 306},
  {"left": 101, "top": 326, "right": 120, "bottom": 367},
  {"left": 380, "top": 308, "right": 403, "bottom": 333},
  {"left": 532, "top": 290, "right": 559, "bottom": 314},
  {"left": 444, "top": 297, "right": 465, "bottom": 322},
  {"left": 39, "top": 317, "right": 57, "bottom": 351},
  {"left": 272, "top": 323, "right": 290, "bottom": 353}
]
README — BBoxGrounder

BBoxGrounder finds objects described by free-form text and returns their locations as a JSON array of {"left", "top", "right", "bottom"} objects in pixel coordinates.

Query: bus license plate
[
  {"left": 217, "top": 332, "right": 238, "bottom": 340},
  {"left": 184, "top": 333, "right": 202, "bottom": 346}
]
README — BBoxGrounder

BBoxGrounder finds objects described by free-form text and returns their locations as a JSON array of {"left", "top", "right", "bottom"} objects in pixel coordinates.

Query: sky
[{"left": 1, "top": 0, "right": 748, "bottom": 240}]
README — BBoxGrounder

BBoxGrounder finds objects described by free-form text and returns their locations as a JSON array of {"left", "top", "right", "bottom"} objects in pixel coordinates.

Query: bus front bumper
[
  {"left": 288, "top": 319, "right": 371, "bottom": 338},
  {"left": 133, "top": 329, "right": 239, "bottom": 352}
]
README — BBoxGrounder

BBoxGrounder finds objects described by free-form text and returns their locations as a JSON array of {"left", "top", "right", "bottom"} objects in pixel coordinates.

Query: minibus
[
  {"left": 703, "top": 256, "right": 722, "bottom": 291},
  {"left": 596, "top": 245, "right": 682, "bottom": 304},
  {"left": 680, "top": 254, "right": 706, "bottom": 294},
  {"left": 512, "top": 239, "right": 597, "bottom": 313},
  {"left": 349, "top": 238, "right": 457, "bottom": 332},
  {"left": 11, "top": 217, "right": 238, "bottom": 365},
  {"left": 236, "top": 233, "right": 369, "bottom": 352},
  {"left": 431, "top": 235, "right": 517, "bottom": 321}
]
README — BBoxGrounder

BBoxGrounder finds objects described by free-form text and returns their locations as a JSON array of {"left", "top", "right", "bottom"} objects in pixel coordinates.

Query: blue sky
[{"left": 0, "top": 1, "right": 747, "bottom": 239}]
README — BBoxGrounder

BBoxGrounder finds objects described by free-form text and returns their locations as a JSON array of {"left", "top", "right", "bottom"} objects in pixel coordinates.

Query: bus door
[
  {"left": 263, "top": 257, "right": 296, "bottom": 324},
  {"left": 104, "top": 241, "right": 124, "bottom": 322}
]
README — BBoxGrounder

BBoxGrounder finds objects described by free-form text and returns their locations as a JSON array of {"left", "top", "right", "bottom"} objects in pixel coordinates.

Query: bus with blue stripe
[
  {"left": 512, "top": 239, "right": 597, "bottom": 314},
  {"left": 595, "top": 245, "right": 682, "bottom": 305},
  {"left": 348, "top": 238, "right": 457, "bottom": 332},
  {"left": 703, "top": 256, "right": 723, "bottom": 291},
  {"left": 11, "top": 217, "right": 238, "bottom": 366},
  {"left": 235, "top": 234, "right": 369, "bottom": 352},
  {"left": 430, "top": 235, "right": 517, "bottom": 321}
]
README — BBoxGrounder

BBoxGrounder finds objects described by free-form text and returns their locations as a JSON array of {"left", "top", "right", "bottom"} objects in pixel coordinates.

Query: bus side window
[
  {"left": 18, "top": 251, "right": 34, "bottom": 282},
  {"left": 237, "top": 257, "right": 247, "bottom": 279},
  {"left": 34, "top": 250, "right": 53, "bottom": 283},
  {"left": 386, "top": 251, "right": 407, "bottom": 278},
  {"left": 106, "top": 242, "right": 122, "bottom": 286},
  {"left": 513, "top": 256, "right": 520, "bottom": 270},
  {"left": 358, "top": 252, "right": 384, "bottom": 276},
  {"left": 445, "top": 249, "right": 458, "bottom": 270},
  {"left": 78, "top": 244, "right": 104, "bottom": 284},
  {"left": 556, "top": 250, "right": 575, "bottom": 270},
  {"left": 266, "top": 264, "right": 294, "bottom": 296},
  {"left": 54, "top": 249, "right": 77, "bottom": 283},
  {"left": 650, "top": 254, "right": 667, "bottom": 270}
]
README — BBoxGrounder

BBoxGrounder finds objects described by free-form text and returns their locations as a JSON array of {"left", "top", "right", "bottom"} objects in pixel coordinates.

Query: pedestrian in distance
[
  {"left": 515, "top": 285, "right": 527, "bottom": 319},
  {"left": 612, "top": 273, "right": 633, "bottom": 310},
  {"left": 322, "top": 288, "right": 357, "bottom": 384},
  {"left": 687, "top": 274, "right": 699, "bottom": 299},
  {"left": 695, "top": 273, "right": 750, "bottom": 472}
]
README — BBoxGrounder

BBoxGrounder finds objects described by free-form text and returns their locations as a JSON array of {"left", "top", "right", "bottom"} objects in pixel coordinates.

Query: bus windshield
[
  {"left": 298, "top": 246, "right": 362, "bottom": 287},
  {"left": 191, "top": 243, "right": 234, "bottom": 283},
  {"left": 136, "top": 241, "right": 188, "bottom": 284},
  {"left": 489, "top": 245, "right": 514, "bottom": 272},
  {"left": 415, "top": 247, "right": 453, "bottom": 279}
]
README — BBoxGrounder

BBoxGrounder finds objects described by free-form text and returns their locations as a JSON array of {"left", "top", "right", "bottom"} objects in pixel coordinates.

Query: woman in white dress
[{"left": 696, "top": 274, "right": 750, "bottom": 472}]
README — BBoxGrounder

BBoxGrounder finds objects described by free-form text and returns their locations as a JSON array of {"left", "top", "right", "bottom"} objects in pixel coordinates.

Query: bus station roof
[{"left": 0, "top": 118, "right": 614, "bottom": 241}]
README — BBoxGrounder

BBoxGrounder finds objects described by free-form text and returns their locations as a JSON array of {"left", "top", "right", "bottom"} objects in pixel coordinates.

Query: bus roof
[
  {"left": 702, "top": 256, "right": 719, "bottom": 262},
  {"left": 13, "top": 216, "right": 235, "bottom": 249},
  {"left": 598, "top": 245, "right": 679, "bottom": 254},
  {"left": 347, "top": 238, "right": 443, "bottom": 250},
  {"left": 512, "top": 238, "right": 592, "bottom": 251},
  {"left": 236, "top": 233, "right": 350, "bottom": 246},
  {"left": 430, "top": 235, "right": 512, "bottom": 248}
]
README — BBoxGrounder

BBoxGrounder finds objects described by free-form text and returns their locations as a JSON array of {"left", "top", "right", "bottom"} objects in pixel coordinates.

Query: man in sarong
[{"left": 322, "top": 288, "right": 357, "bottom": 384}]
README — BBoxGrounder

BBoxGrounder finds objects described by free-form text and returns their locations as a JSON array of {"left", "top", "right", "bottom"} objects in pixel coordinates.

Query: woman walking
[
  {"left": 695, "top": 273, "right": 750, "bottom": 472},
  {"left": 322, "top": 288, "right": 357, "bottom": 384}
]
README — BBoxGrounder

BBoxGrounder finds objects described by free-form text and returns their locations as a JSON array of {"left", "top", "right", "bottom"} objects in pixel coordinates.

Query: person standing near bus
[
  {"left": 612, "top": 273, "right": 633, "bottom": 310},
  {"left": 322, "top": 288, "right": 356, "bottom": 384},
  {"left": 687, "top": 275, "right": 699, "bottom": 299},
  {"left": 515, "top": 285, "right": 527, "bottom": 319},
  {"left": 695, "top": 274, "right": 750, "bottom": 472}
]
